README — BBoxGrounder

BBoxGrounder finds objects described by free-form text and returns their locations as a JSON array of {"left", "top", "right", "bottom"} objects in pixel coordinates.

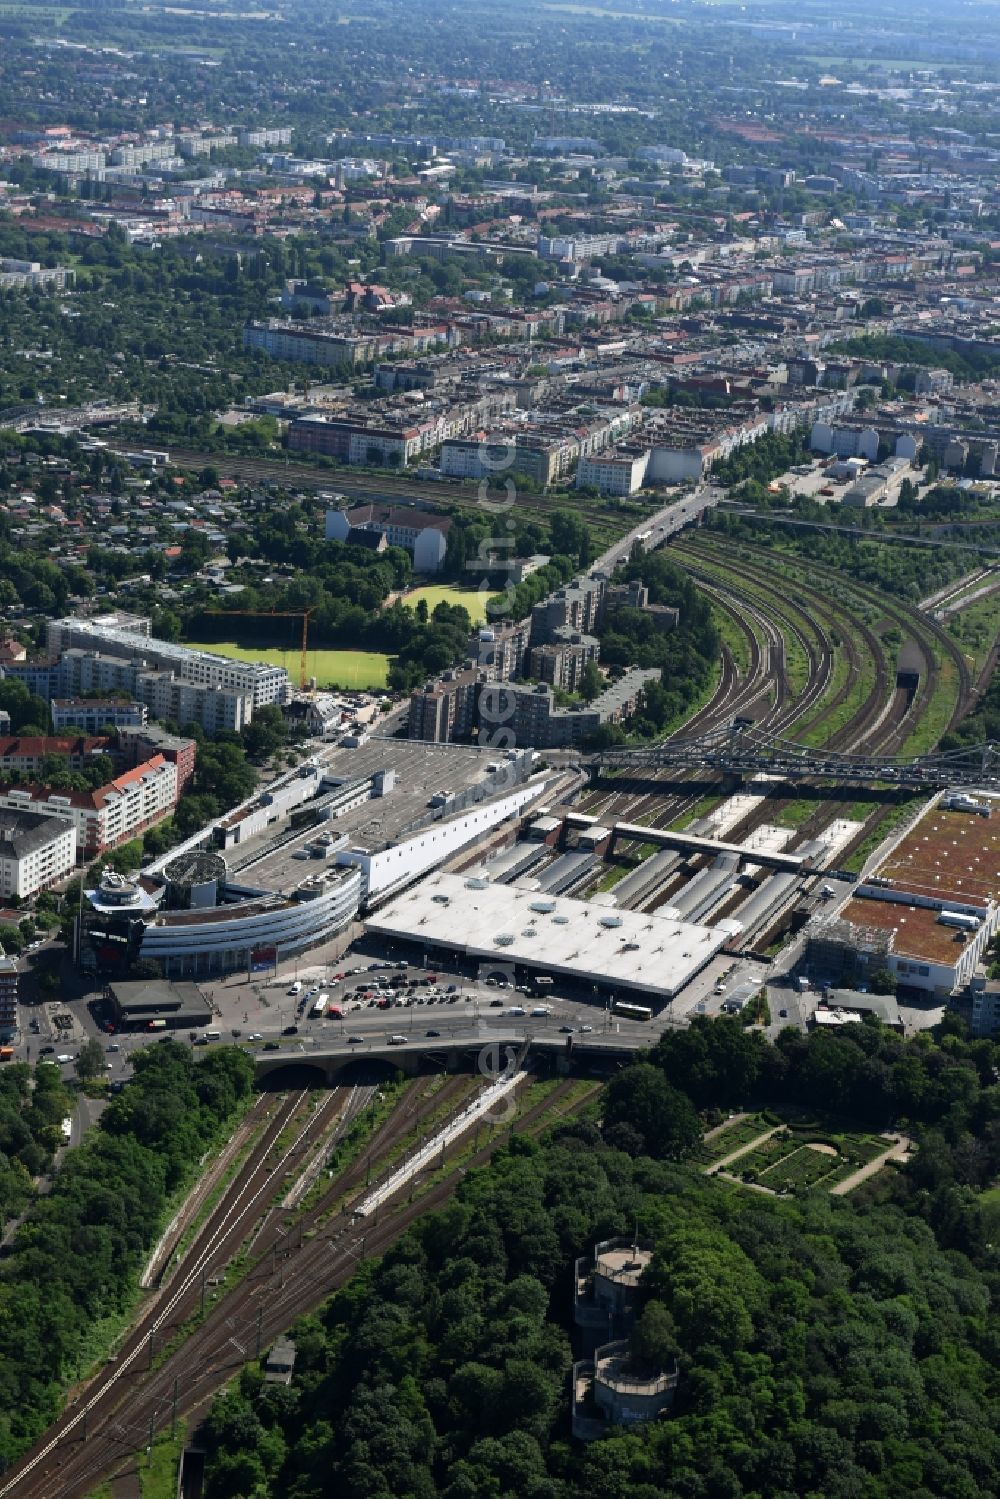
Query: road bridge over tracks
[{"left": 254, "top": 1031, "right": 643, "bottom": 1088}]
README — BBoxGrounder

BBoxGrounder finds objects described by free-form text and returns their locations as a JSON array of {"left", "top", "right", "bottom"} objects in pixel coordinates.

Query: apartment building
[
  {"left": 577, "top": 448, "right": 650, "bottom": 495},
  {"left": 439, "top": 429, "right": 579, "bottom": 487},
  {"left": 243, "top": 321, "right": 380, "bottom": 368},
  {"left": 108, "top": 141, "right": 177, "bottom": 168},
  {"left": 473, "top": 622, "right": 531, "bottom": 682},
  {"left": 238, "top": 127, "right": 294, "bottom": 148},
  {"left": 31, "top": 148, "right": 106, "bottom": 173},
  {"left": 51, "top": 699, "right": 148, "bottom": 733},
  {"left": 0, "top": 259, "right": 73, "bottom": 291},
  {"left": 0, "top": 809, "right": 77, "bottom": 899},
  {"left": 478, "top": 669, "right": 659, "bottom": 750},
  {"left": 244, "top": 319, "right": 455, "bottom": 369},
  {"left": 139, "top": 673, "right": 253, "bottom": 735},
  {"left": 48, "top": 618, "right": 287, "bottom": 712},
  {"left": 0, "top": 735, "right": 111, "bottom": 778},
  {"left": 530, "top": 577, "right": 605, "bottom": 645},
  {"left": 527, "top": 631, "right": 600, "bottom": 692},
  {"left": 116, "top": 725, "right": 197, "bottom": 795},
  {"left": 0, "top": 955, "right": 17, "bottom": 1042},
  {"left": 0, "top": 754, "right": 178, "bottom": 863},
  {"left": 407, "top": 668, "right": 484, "bottom": 743},
  {"left": 291, "top": 415, "right": 425, "bottom": 467},
  {"left": 645, "top": 408, "right": 771, "bottom": 482},
  {"left": 53, "top": 650, "right": 252, "bottom": 734},
  {"left": 810, "top": 422, "right": 881, "bottom": 460}
]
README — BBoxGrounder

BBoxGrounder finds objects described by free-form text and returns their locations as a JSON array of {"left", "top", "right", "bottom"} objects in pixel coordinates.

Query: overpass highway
[{"left": 592, "top": 483, "right": 725, "bottom": 573}]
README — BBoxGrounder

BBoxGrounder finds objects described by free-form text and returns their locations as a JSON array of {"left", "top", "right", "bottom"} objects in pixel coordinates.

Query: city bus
[{"left": 612, "top": 1000, "right": 653, "bottom": 1022}]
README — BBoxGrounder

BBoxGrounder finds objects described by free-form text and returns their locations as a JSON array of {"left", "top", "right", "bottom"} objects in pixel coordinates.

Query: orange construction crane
[{"left": 202, "top": 608, "right": 313, "bottom": 691}]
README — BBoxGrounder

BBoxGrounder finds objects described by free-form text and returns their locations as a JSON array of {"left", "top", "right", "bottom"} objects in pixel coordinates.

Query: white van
[
  {"left": 388, "top": 1034, "right": 407, "bottom": 1045},
  {"left": 204, "top": 1029, "right": 221, "bottom": 1041},
  {"left": 288, "top": 980, "right": 302, "bottom": 996}
]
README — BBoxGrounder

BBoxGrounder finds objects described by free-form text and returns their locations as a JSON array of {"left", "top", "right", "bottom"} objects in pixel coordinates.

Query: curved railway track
[
  {"left": 584, "top": 523, "right": 981, "bottom": 897},
  {"left": 675, "top": 533, "right": 973, "bottom": 755},
  {"left": 658, "top": 532, "right": 981, "bottom": 883}
]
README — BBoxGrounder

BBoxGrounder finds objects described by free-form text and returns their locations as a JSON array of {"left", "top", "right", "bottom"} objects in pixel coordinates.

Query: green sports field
[
  {"left": 185, "top": 642, "right": 392, "bottom": 690},
  {"left": 401, "top": 585, "right": 489, "bottom": 626}
]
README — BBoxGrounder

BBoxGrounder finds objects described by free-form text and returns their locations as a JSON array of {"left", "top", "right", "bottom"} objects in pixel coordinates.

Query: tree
[
  {"left": 578, "top": 661, "right": 603, "bottom": 702},
  {"left": 75, "top": 1039, "right": 105, "bottom": 1084},
  {"left": 630, "top": 1300, "right": 679, "bottom": 1370},
  {"left": 241, "top": 705, "right": 286, "bottom": 761},
  {"left": 601, "top": 1063, "right": 702, "bottom": 1160}
]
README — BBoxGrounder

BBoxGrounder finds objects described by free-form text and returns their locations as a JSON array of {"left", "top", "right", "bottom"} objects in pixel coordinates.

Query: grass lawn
[
  {"left": 401, "top": 584, "right": 488, "bottom": 626},
  {"left": 140, "top": 1422, "right": 187, "bottom": 1499},
  {"left": 185, "top": 642, "right": 391, "bottom": 690}
]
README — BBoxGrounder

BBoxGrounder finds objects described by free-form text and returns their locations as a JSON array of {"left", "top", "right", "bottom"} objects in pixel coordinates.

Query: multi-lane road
[{"left": 591, "top": 482, "right": 724, "bottom": 574}]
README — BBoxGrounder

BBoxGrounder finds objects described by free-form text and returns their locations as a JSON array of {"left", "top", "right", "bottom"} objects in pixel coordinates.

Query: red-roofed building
[
  {"left": 0, "top": 735, "right": 111, "bottom": 774},
  {"left": 0, "top": 753, "right": 179, "bottom": 862}
]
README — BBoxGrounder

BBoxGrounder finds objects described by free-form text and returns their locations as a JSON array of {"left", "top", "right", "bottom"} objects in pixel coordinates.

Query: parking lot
[{"left": 227, "top": 736, "right": 522, "bottom": 895}]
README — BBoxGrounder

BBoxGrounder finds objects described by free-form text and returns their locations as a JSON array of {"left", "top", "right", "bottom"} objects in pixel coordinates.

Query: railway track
[
  {"left": 4, "top": 1075, "right": 598, "bottom": 1499},
  {"left": 581, "top": 524, "right": 978, "bottom": 914},
  {"left": 154, "top": 444, "right": 621, "bottom": 532},
  {"left": 657, "top": 533, "right": 983, "bottom": 898},
  {"left": 0, "top": 1088, "right": 352, "bottom": 1499}
]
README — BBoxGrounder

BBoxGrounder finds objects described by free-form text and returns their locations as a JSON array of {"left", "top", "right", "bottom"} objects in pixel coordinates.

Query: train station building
[{"left": 365, "top": 870, "right": 736, "bottom": 1006}]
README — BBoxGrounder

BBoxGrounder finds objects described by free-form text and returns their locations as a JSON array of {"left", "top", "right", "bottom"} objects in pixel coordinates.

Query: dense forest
[
  {"left": 706, "top": 510, "right": 970, "bottom": 604},
  {"left": 0, "top": 1042, "right": 255, "bottom": 1463},
  {"left": 710, "top": 429, "right": 813, "bottom": 492},
  {"left": 0, "top": 1061, "right": 73, "bottom": 1229},
  {"left": 200, "top": 1015, "right": 1000, "bottom": 1499},
  {"left": 941, "top": 655, "right": 1000, "bottom": 752},
  {"left": 826, "top": 334, "right": 1000, "bottom": 384}
]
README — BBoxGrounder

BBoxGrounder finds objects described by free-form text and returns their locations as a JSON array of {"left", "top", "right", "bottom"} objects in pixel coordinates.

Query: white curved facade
[{"left": 138, "top": 865, "right": 362, "bottom": 979}]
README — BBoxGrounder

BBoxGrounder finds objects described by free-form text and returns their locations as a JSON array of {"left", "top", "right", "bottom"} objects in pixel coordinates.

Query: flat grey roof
[
  {"left": 107, "top": 977, "right": 212, "bottom": 1019},
  {"left": 366, "top": 870, "right": 733, "bottom": 1000}
]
